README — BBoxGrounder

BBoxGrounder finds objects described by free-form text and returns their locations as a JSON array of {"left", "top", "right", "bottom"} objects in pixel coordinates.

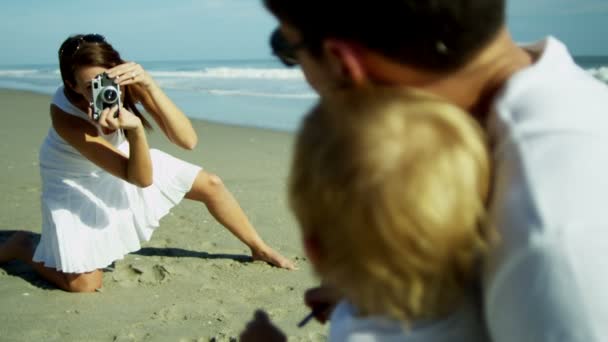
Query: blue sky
[{"left": 0, "top": 0, "right": 607, "bottom": 65}]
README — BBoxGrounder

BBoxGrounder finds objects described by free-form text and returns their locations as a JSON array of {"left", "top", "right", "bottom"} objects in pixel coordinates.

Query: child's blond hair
[{"left": 289, "top": 87, "right": 494, "bottom": 323}]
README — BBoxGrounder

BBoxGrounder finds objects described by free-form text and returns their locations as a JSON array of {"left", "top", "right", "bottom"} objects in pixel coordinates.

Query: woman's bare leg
[
  {"left": 0, "top": 231, "right": 102, "bottom": 292},
  {"left": 185, "top": 171, "right": 295, "bottom": 270}
]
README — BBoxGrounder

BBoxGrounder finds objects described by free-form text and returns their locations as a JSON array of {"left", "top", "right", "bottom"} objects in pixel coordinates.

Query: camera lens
[{"left": 102, "top": 88, "right": 118, "bottom": 104}]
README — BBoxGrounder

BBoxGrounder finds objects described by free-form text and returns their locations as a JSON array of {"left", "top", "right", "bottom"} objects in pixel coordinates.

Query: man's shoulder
[
  {"left": 489, "top": 44, "right": 608, "bottom": 160},
  {"left": 482, "top": 36, "right": 608, "bottom": 342},
  {"left": 493, "top": 37, "right": 608, "bottom": 128}
]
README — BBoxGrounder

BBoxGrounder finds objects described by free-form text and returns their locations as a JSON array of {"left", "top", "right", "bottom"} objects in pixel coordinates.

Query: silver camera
[{"left": 91, "top": 72, "right": 121, "bottom": 121}]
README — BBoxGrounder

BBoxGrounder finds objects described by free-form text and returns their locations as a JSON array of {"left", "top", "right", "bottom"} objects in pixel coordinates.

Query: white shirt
[
  {"left": 329, "top": 298, "right": 489, "bottom": 342},
  {"left": 484, "top": 37, "right": 608, "bottom": 341}
]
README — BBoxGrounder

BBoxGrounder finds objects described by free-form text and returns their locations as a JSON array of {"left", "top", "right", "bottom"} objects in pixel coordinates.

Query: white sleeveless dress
[{"left": 33, "top": 86, "right": 201, "bottom": 273}]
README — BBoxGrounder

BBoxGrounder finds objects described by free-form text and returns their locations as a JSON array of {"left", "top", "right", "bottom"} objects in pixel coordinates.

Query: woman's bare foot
[
  {"left": 252, "top": 246, "right": 296, "bottom": 270},
  {"left": 0, "top": 231, "right": 35, "bottom": 264}
]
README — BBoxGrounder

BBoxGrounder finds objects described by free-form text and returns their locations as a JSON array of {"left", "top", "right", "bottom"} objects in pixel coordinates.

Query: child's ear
[
  {"left": 303, "top": 234, "right": 323, "bottom": 269},
  {"left": 65, "top": 80, "right": 76, "bottom": 91}
]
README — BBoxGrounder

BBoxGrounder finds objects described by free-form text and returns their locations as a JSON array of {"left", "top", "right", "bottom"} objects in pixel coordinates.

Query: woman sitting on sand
[{"left": 0, "top": 34, "right": 294, "bottom": 292}]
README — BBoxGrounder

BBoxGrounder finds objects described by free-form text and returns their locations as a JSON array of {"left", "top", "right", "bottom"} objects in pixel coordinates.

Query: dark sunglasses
[
  {"left": 59, "top": 34, "right": 107, "bottom": 58},
  {"left": 270, "top": 28, "right": 305, "bottom": 67}
]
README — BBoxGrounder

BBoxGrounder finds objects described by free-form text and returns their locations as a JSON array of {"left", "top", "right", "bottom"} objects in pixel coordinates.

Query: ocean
[{"left": 1, "top": 56, "right": 607, "bottom": 132}]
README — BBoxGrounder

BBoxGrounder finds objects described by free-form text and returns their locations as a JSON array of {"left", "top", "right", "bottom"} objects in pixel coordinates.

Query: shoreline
[
  {"left": 0, "top": 89, "right": 327, "bottom": 341},
  {"left": 0, "top": 87, "right": 302, "bottom": 135}
]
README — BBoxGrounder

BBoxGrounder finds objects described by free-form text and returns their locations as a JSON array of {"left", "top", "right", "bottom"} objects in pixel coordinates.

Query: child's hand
[{"left": 303, "top": 285, "right": 342, "bottom": 324}]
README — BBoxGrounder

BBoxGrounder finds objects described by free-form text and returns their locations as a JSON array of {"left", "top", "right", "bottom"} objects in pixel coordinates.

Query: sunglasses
[
  {"left": 59, "top": 34, "right": 107, "bottom": 58},
  {"left": 270, "top": 28, "right": 305, "bottom": 67}
]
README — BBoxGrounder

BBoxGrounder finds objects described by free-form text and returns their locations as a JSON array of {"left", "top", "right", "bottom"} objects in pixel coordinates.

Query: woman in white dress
[{"left": 0, "top": 34, "right": 294, "bottom": 292}]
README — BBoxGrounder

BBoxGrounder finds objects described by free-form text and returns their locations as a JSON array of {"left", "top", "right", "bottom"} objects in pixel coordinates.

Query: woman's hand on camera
[
  {"left": 107, "top": 62, "right": 152, "bottom": 88},
  {"left": 93, "top": 105, "right": 142, "bottom": 132}
]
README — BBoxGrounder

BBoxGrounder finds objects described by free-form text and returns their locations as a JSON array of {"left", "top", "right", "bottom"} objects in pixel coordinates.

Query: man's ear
[
  {"left": 303, "top": 234, "right": 323, "bottom": 269},
  {"left": 323, "top": 39, "right": 368, "bottom": 86}
]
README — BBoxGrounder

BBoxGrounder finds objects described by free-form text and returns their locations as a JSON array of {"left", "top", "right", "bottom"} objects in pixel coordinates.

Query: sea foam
[{"left": 150, "top": 67, "right": 304, "bottom": 80}]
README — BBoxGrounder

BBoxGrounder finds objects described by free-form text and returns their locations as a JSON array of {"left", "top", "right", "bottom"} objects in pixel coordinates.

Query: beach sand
[{"left": 0, "top": 89, "right": 327, "bottom": 341}]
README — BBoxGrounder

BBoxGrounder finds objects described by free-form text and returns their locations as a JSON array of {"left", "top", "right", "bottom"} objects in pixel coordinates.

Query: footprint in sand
[
  {"left": 138, "top": 264, "right": 171, "bottom": 284},
  {"left": 112, "top": 263, "right": 172, "bottom": 286},
  {"left": 150, "top": 303, "right": 180, "bottom": 322}
]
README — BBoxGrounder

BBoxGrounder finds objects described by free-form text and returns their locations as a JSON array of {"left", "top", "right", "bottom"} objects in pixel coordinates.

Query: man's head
[
  {"left": 289, "top": 86, "right": 494, "bottom": 322},
  {"left": 265, "top": 0, "right": 505, "bottom": 73}
]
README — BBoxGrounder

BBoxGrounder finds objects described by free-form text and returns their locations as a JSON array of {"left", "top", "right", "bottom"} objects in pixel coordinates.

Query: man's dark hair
[{"left": 264, "top": 0, "right": 505, "bottom": 72}]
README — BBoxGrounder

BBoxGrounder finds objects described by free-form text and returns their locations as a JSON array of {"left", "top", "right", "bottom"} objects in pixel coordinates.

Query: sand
[{"left": 0, "top": 89, "right": 327, "bottom": 341}]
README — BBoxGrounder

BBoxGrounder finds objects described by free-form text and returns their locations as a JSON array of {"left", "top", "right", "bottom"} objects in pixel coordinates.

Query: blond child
[{"left": 288, "top": 87, "right": 495, "bottom": 341}]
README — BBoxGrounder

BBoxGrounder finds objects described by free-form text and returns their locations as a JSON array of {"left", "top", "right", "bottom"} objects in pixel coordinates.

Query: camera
[{"left": 91, "top": 72, "right": 121, "bottom": 121}]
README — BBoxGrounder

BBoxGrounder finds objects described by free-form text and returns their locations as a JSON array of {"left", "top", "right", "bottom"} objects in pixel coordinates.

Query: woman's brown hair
[{"left": 58, "top": 34, "right": 151, "bottom": 129}]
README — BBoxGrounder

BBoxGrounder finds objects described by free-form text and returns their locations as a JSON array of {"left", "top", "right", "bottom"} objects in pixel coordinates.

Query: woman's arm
[
  {"left": 107, "top": 62, "right": 198, "bottom": 150},
  {"left": 51, "top": 104, "right": 153, "bottom": 187}
]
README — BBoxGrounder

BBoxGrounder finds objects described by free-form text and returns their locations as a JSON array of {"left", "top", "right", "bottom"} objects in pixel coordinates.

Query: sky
[{"left": 0, "top": 0, "right": 607, "bottom": 65}]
